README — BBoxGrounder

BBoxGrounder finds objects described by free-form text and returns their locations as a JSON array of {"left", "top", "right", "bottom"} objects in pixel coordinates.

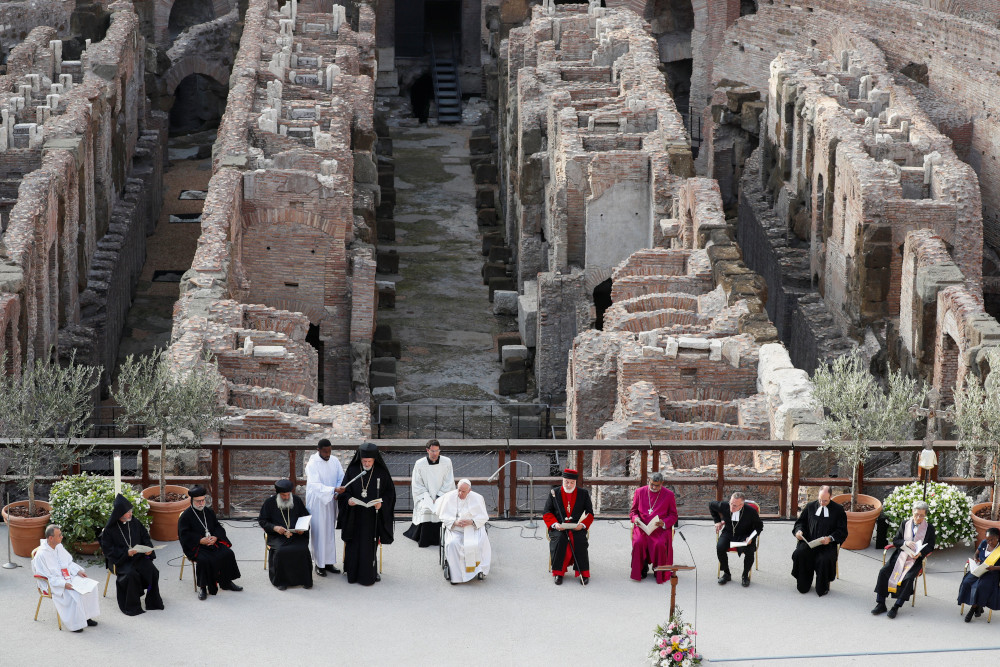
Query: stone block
[
  {"left": 482, "top": 261, "right": 507, "bottom": 285},
  {"left": 677, "top": 336, "right": 711, "bottom": 350},
  {"left": 474, "top": 163, "right": 498, "bottom": 184},
  {"left": 499, "top": 370, "right": 528, "bottom": 395},
  {"left": 493, "top": 290, "right": 518, "bottom": 315},
  {"left": 371, "top": 356, "right": 397, "bottom": 374},
  {"left": 488, "top": 277, "right": 515, "bottom": 302},
  {"left": 369, "top": 371, "right": 396, "bottom": 388},
  {"left": 377, "top": 283, "right": 395, "bottom": 309},
  {"left": 726, "top": 86, "right": 761, "bottom": 113},
  {"left": 503, "top": 356, "right": 526, "bottom": 372},
  {"left": 377, "top": 218, "right": 396, "bottom": 241},
  {"left": 477, "top": 208, "right": 498, "bottom": 226},
  {"left": 253, "top": 345, "right": 286, "bottom": 358},
  {"left": 501, "top": 344, "right": 529, "bottom": 363},
  {"left": 376, "top": 250, "right": 399, "bottom": 274},
  {"left": 642, "top": 345, "right": 664, "bottom": 357},
  {"left": 476, "top": 189, "right": 495, "bottom": 209},
  {"left": 496, "top": 332, "right": 522, "bottom": 361},
  {"left": 372, "top": 339, "right": 401, "bottom": 359},
  {"left": 482, "top": 232, "right": 504, "bottom": 256},
  {"left": 518, "top": 284, "right": 538, "bottom": 348},
  {"left": 374, "top": 324, "right": 392, "bottom": 341},
  {"left": 488, "top": 245, "right": 512, "bottom": 263},
  {"left": 469, "top": 135, "right": 493, "bottom": 154},
  {"left": 372, "top": 386, "right": 396, "bottom": 403},
  {"left": 664, "top": 337, "right": 679, "bottom": 357}
]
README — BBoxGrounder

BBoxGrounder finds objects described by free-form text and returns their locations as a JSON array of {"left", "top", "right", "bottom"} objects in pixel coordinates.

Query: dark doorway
[
  {"left": 306, "top": 324, "right": 325, "bottom": 404},
  {"left": 169, "top": 73, "right": 227, "bottom": 136},
  {"left": 663, "top": 58, "right": 693, "bottom": 114},
  {"left": 593, "top": 279, "right": 613, "bottom": 331},
  {"left": 396, "top": 0, "right": 463, "bottom": 58}
]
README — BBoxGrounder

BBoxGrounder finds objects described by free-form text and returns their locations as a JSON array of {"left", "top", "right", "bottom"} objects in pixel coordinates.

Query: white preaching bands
[{"left": 815, "top": 505, "right": 829, "bottom": 518}]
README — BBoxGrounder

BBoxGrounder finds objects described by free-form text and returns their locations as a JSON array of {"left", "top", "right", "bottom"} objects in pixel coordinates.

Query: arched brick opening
[{"left": 154, "top": 0, "right": 231, "bottom": 48}]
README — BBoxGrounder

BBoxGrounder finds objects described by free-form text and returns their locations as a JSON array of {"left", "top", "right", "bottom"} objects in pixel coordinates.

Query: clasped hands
[
  {"left": 275, "top": 526, "right": 304, "bottom": 536},
  {"left": 199, "top": 535, "right": 218, "bottom": 546}
]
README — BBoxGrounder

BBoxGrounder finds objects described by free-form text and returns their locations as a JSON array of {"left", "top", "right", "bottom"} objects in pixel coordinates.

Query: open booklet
[
  {"left": 807, "top": 536, "right": 829, "bottom": 548},
  {"left": 729, "top": 530, "right": 758, "bottom": 549},
  {"left": 290, "top": 515, "right": 311, "bottom": 531},
  {"left": 968, "top": 558, "right": 990, "bottom": 577},
  {"left": 901, "top": 541, "right": 926, "bottom": 558},
  {"left": 635, "top": 516, "right": 665, "bottom": 536},
  {"left": 69, "top": 575, "right": 99, "bottom": 595},
  {"left": 131, "top": 544, "right": 165, "bottom": 554},
  {"left": 349, "top": 498, "right": 383, "bottom": 509},
  {"left": 558, "top": 512, "right": 590, "bottom": 531}
]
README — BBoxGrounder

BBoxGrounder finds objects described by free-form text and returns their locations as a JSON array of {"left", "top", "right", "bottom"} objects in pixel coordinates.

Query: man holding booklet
[
  {"left": 871, "top": 500, "right": 935, "bottom": 618},
  {"left": 957, "top": 526, "right": 1000, "bottom": 622},
  {"left": 543, "top": 468, "right": 594, "bottom": 585},
  {"left": 258, "top": 479, "right": 313, "bottom": 591},
  {"left": 630, "top": 472, "right": 677, "bottom": 584},
  {"left": 32, "top": 524, "right": 100, "bottom": 632},
  {"left": 709, "top": 491, "right": 762, "bottom": 587},
  {"left": 338, "top": 442, "right": 396, "bottom": 586},
  {"left": 100, "top": 493, "right": 164, "bottom": 615},
  {"left": 791, "top": 485, "right": 847, "bottom": 596}
]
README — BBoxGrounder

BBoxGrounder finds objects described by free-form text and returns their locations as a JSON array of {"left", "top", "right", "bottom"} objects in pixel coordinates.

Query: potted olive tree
[
  {"left": 0, "top": 351, "right": 101, "bottom": 556},
  {"left": 811, "top": 352, "right": 926, "bottom": 549},
  {"left": 952, "top": 349, "right": 1000, "bottom": 541},
  {"left": 112, "top": 348, "right": 225, "bottom": 541}
]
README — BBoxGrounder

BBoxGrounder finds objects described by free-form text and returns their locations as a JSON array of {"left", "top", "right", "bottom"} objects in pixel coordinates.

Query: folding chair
[
  {"left": 103, "top": 563, "right": 116, "bottom": 597},
  {"left": 715, "top": 501, "right": 761, "bottom": 580},
  {"left": 179, "top": 554, "right": 198, "bottom": 591},
  {"left": 31, "top": 548, "right": 62, "bottom": 630},
  {"left": 959, "top": 561, "right": 995, "bottom": 622},
  {"left": 882, "top": 545, "right": 930, "bottom": 607}
]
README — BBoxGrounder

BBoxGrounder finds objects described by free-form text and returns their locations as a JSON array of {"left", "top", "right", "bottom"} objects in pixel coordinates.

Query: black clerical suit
[
  {"left": 100, "top": 495, "right": 164, "bottom": 616},
  {"left": 258, "top": 495, "right": 312, "bottom": 588},
  {"left": 338, "top": 459, "right": 396, "bottom": 585},
  {"left": 791, "top": 499, "right": 848, "bottom": 595},
  {"left": 875, "top": 520, "right": 935, "bottom": 607},
  {"left": 709, "top": 500, "right": 763, "bottom": 578},
  {"left": 178, "top": 505, "right": 241, "bottom": 594}
]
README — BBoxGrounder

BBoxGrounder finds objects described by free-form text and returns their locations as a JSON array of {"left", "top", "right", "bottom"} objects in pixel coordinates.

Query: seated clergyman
[
  {"left": 791, "top": 485, "right": 848, "bottom": 596},
  {"left": 258, "top": 479, "right": 313, "bottom": 591},
  {"left": 436, "top": 479, "right": 491, "bottom": 583},
  {"left": 32, "top": 525, "right": 100, "bottom": 632},
  {"left": 403, "top": 439, "right": 455, "bottom": 548},
  {"left": 178, "top": 486, "right": 243, "bottom": 600},
  {"left": 543, "top": 469, "right": 594, "bottom": 585},
  {"left": 630, "top": 472, "right": 678, "bottom": 584},
  {"left": 957, "top": 526, "right": 1000, "bottom": 622},
  {"left": 99, "top": 494, "right": 164, "bottom": 616},
  {"left": 872, "top": 501, "right": 935, "bottom": 618}
]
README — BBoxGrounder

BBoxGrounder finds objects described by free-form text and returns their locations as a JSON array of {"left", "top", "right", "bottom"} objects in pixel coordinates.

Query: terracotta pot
[
  {"left": 141, "top": 485, "right": 190, "bottom": 542},
  {"left": 1, "top": 500, "right": 51, "bottom": 558},
  {"left": 971, "top": 502, "right": 1000, "bottom": 544},
  {"left": 832, "top": 493, "right": 882, "bottom": 550},
  {"left": 71, "top": 541, "right": 101, "bottom": 555}
]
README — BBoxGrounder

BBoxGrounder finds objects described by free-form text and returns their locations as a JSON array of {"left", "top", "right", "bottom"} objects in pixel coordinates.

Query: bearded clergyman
[
  {"left": 258, "top": 479, "right": 312, "bottom": 590},
  {"left": 178, "top": 485, "right": 242, "bottom": 600},
  {"left": 338, "top": 442, "right": 396, "bottom": 585}
]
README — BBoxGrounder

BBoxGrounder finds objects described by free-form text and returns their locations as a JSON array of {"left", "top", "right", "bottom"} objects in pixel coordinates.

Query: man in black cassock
[
  {"left": 338, "top": 442, "right": 396, "bottom": 585},
  {"left": 178, "top": 485, "right": 243, "bottom": 600},
  {"left": 99, "top": 494, "right": 164, "bottom": 616},
  {"left": 543, "top": 469, "right": 594, "bottom": 585},
  {"left": 872, "top": 501, "right": 935, "bottom": 618},
  {"left": 709, "top": 491, "right": 763, "bottom": 587},
  {"left": 791, "top": 485, "right": 848, "bottom": 596},
  {"left": 258, "top": 479, "right": 312, "bottom": 590}
]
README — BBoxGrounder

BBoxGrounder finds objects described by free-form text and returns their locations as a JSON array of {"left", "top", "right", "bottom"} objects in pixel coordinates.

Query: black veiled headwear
[
  {"left": 274, "top": 479, "right": 294, "bottom": 493},
  {"left": 189, "top": 485, "right": 207, "bottom": 503},
  {"left": 104, "top": 494, "right": 133, "bottom": 532},
  {"left": 347, "top": 441, "right": 389, "bottom": 473}
]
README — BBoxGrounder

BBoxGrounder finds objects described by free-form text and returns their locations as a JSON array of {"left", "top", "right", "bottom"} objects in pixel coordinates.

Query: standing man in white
[
  {"left": 305, "top": 438, "right": 345, "bottom": 577},
  {"left": 32, "top": 524, "right": 100, "bottom": 632},
  {"left": 437, "top": 479, "right": 491, "bottom": 582},
  {"left": 403, "top": 439, "right": 456, "bottom": 547}
]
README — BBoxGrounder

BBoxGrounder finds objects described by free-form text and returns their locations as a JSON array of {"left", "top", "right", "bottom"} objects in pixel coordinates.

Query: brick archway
[
  {"left": 164, "top": 56, "right": 231, "bottom": 97},
  {"left": 154, "top": 0, "right": 232, "bottom": 48}
]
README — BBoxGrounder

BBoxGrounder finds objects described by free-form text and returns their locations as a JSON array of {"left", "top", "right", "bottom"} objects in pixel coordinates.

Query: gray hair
[
  {"left": 650, "top": 472, "right": 664, "bottom": 483},
  {"left": 730, "top": 491, "right": 746, "bottom": 501},
  {"left": 44, "top": 524, "right": 61, "bottom": 538},
  {"left": 913, "top": 501, "right": 929, "bottom": 513}
]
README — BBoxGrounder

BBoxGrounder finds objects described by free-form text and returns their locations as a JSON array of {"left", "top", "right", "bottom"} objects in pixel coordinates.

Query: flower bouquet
[
  {"left": 882, "top": 481, "right": 975, "bottom": 548},
  {"left": 649, "top": 607, "right": 702, "bottom": 666},
  {"left": 49, "top": 473, "right": 151, "bottom": 552}
]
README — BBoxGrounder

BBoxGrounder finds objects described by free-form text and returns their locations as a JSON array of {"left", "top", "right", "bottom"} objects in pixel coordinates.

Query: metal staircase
[{"left": 429, "top": 32, "right": 462, "bottom": 124}]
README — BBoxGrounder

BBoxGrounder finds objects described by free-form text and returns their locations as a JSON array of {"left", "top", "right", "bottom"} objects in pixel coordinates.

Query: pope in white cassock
[
  {"left": 32, "top": 525, "right": 100, "bottom": 632},
  {"left": 436, "top": 479, "right": 491, "bottom": 582},
  {"left": 305, "top": 438, "right": 346, "bottom": 576},
  {"left": 403, "top": 440, "right": 456, "bottom": 547}
]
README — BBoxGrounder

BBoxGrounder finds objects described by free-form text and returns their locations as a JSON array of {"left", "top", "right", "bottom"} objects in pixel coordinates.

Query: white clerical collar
[
  {"left": 815, "top": 504, "right": 829, "bottom": 518},
  {"left": 731, "top": 510, "right": 740, "bottom": 523}
]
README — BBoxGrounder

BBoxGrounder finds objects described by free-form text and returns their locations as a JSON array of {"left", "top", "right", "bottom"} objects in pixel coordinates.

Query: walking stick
[{"left": 375, "top": 477, "right": 381, "bottom": 574}]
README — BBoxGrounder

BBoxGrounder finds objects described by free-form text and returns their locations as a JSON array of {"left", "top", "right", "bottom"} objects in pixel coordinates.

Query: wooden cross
[{"left": 908, "top": 388, "right": 955, "bottom": 448}]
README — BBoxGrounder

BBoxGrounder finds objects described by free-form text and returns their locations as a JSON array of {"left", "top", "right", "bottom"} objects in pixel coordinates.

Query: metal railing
[
  {"left": 374, "top": 403, "right": 559, "bottom": 439},
  {"left": 1, "top": 438, "right": 991, "bottom": 520}
]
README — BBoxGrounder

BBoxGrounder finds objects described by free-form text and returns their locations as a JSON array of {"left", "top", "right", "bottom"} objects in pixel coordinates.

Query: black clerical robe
[
  {"left": 338, "top": 464, "right": 396, "bottom": 585},
  {"left": 258, "top": 495, "right": 312, "bottom": 588},
  {"left": 178, "top": 505, "right": 241, "bottom": 592},
  {"left": 791, "top": 500, "right": 848, "bottom": 594},
  {"left": 543, "top": 486, "right": 595, "bottom": 578},
  {"left": 709, "top": 500, "right": 763, "bottom": 576},
  {"left": 875, "top": 521, "right": 935, "bottom": 605},
  {"left": 100, "top": 518, "right": 164, "bottom": 616},
  {"left": 958, "top": 540, "right": 1000, "bottom": 610}
]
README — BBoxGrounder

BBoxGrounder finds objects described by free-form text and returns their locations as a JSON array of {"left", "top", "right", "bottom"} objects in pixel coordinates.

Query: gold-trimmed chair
[
  {"left": 31, "top": 547, "right": 62, "bottom": 630},
  {"left": 178, "top": 554, "right": 198, "bottom": 591},
  {"left": 882, "top": 545, "right": 930, "bottom": 607},
  {"left": 103, "top": 563, "right": 116, "bottom": 597}
]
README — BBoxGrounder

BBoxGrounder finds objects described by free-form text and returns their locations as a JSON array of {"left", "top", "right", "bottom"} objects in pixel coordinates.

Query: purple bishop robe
[{"left": 630, "top": 485, "right": 678, "bottom": 583}]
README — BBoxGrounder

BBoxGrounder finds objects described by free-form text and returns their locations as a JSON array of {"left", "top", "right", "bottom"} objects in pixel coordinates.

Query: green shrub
[{"left": 49, "top": 473, "right": 151, "bottom": 551}]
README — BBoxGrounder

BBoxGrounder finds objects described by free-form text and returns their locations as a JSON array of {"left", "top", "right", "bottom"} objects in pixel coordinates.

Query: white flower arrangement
[
  {"left": 649, "top": 608, "right": 702, "bottom": 666},
  {"left": 882, "top": 481, "right": 975, "bottom": 548}
]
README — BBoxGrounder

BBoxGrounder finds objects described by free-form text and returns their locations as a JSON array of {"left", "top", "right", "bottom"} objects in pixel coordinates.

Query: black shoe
[
  {"left": 887, "top": 606, "right": 898, "bottom": 619},
  {"left": 581, "top": 577, "right": 590, "bottom": 586},
  {"left": 226, "top": 583, "right": 243, "bottom": 592},
  {"left": 871, "top": 603, "right": 887, "bottom": 615},
  {"left": 72, "top": 629, "right": 84, "bottom": 633},
  {"left": 325, "top": 564, "right": 341, "bottom": 574},
  {"left": 375, "top": 573, "right": 381, "bottom": 582},
  {"left": 303, "top": 582, "right": 313, "bottom": 589},
  {"left": 965, "top": 608, "right": 975, "bottom": 623},
  {"left": 640, "top": 569, "right": 649, "bottom": 580},
  {"left": 718, "top": 573, "right": 731, "bottom": 585},
  {"left": 974, "top": 606, "right": 983, "bottom": 617},
  {"left": 817, "top": 588, "right": 829, "bottom": 597},
  {"left": 741, "top": 574, "right": 751, "bottom": 587},
  {"left": 208, "top": 586, "right": 218, "bottom": 596},
  {"left": 277, "top": 585, "right": 287, "bottom": 591},
  {"left": 87, "top": 619, "right": 98, "bottom": 627},
  {"left": 554, "top": 575, "right": 563, "bottom": 585},
  {"left": 315, "top": 566, "right": 327, "bottom": 577},
  {"left": 198, "top": 588, "right": 208, "bottom": 601}
]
